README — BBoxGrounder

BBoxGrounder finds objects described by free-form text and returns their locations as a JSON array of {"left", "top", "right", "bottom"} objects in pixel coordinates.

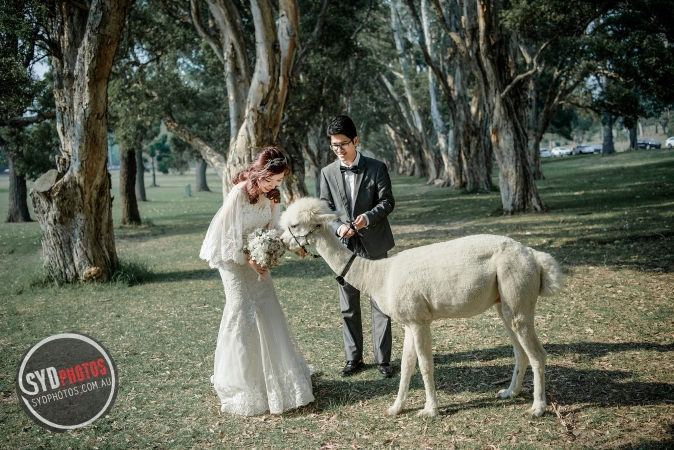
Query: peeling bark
[{"left": 30, "top": 0, "right": 130, "bottom": 282}]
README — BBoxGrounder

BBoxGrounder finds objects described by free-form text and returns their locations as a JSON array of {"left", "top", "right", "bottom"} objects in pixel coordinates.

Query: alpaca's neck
[{"left": 312, "top": 228, "right": 386, "bottom": 299}]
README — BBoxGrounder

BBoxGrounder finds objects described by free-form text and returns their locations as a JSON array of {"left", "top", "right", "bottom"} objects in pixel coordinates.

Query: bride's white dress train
[{"left": 200, "top": 186, "right": 314, "bottom": 416}]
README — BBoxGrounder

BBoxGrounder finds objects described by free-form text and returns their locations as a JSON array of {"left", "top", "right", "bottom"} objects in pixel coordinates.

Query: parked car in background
[
  {"left": 636, "top": 137, "right": 661, "bottom": 149},
  {"left": 551, "top": 146, "right": 572, "bottom": 157},
  {"left": 591, "top": 144, "right": 603, "bottom": 154},
  {"left": 572, "top": 144, "right": 594, "bottom": 155},
  {"left": 539, "top": 148, "right": 552, "bottom": 158},
  {"left": 666, "top": 137, "right": 674, "bottom": 148}
]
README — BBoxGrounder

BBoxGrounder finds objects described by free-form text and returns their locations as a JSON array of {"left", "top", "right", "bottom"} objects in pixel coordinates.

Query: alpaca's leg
[
  {"left": 410, "top": 323, "right": 438, "bottom": 417},
  {"left": 388, "top": 325, "right": 417, "bottom": 415},
  {"left": 512, "top": 321, "right": 547, "bottom": 417},
  {"left": 495, "top": 303, "right": 529, "bottom": 400}
]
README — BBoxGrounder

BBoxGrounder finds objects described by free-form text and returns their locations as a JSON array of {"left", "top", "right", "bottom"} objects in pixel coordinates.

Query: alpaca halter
[
  {"left": 287, "top": 225, "right": 322, "bottom": 259},
  {"left": 336, "top": 252, "right": 358, "bottom": 286}
]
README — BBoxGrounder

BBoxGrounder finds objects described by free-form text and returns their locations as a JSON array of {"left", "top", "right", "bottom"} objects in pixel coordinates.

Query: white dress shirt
[
  {"left": 341, "top": 152, "right": 361, "bottom": 216},
  {"left": 338, "top": 152, "right": 368, "bottom": 237}
]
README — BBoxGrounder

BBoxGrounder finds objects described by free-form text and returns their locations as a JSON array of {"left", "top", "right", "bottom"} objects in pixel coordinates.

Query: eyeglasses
[{"left": 330, "top": 139, "right": 353, "bottom": 152}]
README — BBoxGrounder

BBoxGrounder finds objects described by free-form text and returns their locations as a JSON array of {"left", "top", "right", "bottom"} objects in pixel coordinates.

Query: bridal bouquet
[{"left": 244, "top": 228, "right": 286, "bottom": 281}]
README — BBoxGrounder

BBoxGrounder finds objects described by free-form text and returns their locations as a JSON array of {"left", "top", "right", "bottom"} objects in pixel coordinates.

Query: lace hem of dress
[{"left": 211, "top": 368, "right": 315, "bottom": 416}]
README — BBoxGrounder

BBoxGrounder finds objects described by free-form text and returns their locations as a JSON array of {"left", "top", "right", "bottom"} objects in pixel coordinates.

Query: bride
[{"left": 200, "top": 147, "right": 314, "bottom": 416}]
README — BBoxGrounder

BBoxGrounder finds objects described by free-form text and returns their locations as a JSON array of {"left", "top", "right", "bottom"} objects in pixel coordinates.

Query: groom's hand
[
  {"left": 338, "top": 224, "right": 355, "bottom": 238},
  {"left": 294, "top": 248, "right": 307, "bottom": 258},
  {"left": 353, "top": 215, "right": 367, "bottom": 230}
]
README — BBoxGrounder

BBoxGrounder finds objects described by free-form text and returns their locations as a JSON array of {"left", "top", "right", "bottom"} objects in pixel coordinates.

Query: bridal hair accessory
[{"left": 263, "top": 157, "right": 287, "bottom": 170}]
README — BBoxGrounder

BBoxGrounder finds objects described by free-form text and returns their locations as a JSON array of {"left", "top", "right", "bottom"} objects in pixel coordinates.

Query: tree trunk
[
  {"left": 30, "top": 0, "right": 129, "bottom": 282},
  {"left": 304, "top": 121, "right": 335, "bottom": 197},
  {"left": 389, "top": 0, "right": 440, "bottom": 183},
  {"left": 378, "top": 74, "right": 427, "bottom": 177},
  {"left": 5, "top": 151, "right": 32, "bottom": 223},
  {"left": 277, "top": 131, "right": 308, "bottom": 203},
  {"left": 526, "top": 76, "right": 544, "bottom": 180},
  {"left": 629, "top": 123, "right": 637, "bottom": 151},
  {"left": 385, "top": 124, "right": 417, "bottom": 176},
  {"left": 178, "top": 0, "right": 300, "bottom": 201},
  {"left": 120, "top": 148, "right": 141, "bottom": 225},
  {"left": 422, "top": 0, "right": 453, "bottom": 186},
  {"left": 135, "top": 148, "right": 146, "bottom": 201},
  {"left": 150, "top": 155, "right": 158, "bottom": 187},
  {"left": 195, "top": 157, "right": 210, "bottom": 192},
  {"left": 601, "top": 112, "right": 616, "bottom": 155},
  {"left": 476, "top": 1, "right": 544, "bottom": 214},
  {"left": 458, "top": 108, "right": 493, "bottom": 193}
]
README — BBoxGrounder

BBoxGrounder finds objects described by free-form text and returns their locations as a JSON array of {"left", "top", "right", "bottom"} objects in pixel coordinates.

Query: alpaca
[{"left": 280, "top": 197, "right": 564, "bottom": 418}]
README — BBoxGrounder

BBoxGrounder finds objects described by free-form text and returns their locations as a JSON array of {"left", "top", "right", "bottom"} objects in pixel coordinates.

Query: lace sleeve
[
  {"left": 268, "top": 200, "right": 283, "bottom": 231},
  {"left": 199, "top": 187, "right": 246, "bottom": 267}
]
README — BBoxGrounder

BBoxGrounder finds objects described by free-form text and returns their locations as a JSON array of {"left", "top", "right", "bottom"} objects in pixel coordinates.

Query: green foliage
[
  {"left": 0, "top": 0, "right": 50, "bottom": 123},
  {"left": 146, "top": 133, "right": 172, "bottom": 174},
  {"left": 11, "top": 119, "right": 58, "bottom": 179}
]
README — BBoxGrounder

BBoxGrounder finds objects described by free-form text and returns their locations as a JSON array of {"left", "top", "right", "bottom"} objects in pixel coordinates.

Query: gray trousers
[{"left": 338, "top": 248, "right": 392, "bottom": 364}]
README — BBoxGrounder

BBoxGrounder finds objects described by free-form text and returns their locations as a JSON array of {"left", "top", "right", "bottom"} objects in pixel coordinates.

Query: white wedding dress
[{"left": 199, "top": 185, "right": 314, "bottom": 416}]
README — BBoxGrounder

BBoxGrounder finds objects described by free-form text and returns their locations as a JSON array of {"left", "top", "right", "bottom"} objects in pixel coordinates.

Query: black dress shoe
[
  {"left": 378, "top": 363, "right": 394, "bottom": 378},
  {"left": 340, "top": 360, "right": 365, "bottom": 377}
]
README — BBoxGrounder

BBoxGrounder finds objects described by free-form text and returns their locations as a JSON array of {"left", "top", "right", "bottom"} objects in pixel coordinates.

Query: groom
[{"left": 319, "top": 115, "right": 396, "bottom": 378}]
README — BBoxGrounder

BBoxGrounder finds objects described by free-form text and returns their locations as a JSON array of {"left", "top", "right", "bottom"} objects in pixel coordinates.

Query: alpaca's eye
[{"left": 290, "top": 222, "right": 298, "bottom": 228}]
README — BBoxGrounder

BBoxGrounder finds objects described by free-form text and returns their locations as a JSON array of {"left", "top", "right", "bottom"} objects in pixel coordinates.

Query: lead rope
[
  {"left": 288, "top": 225, "right": 322, "bottom": 259},
  {"left": 335, "top": 252, "right": 358, "bottom": 286}
]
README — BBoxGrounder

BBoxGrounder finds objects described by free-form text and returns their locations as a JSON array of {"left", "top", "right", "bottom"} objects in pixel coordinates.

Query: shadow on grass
[
  {"left": 150, "top": 268, "right": 220, "bottom": 282},
  {"left": 303, "top": 341, "right": 674, "bottom": 415},
  {"left": 431, "top": 342, "right": 674, "bottom": 365},
  {"left": 613, "top": 423, "right": 674, "bottom": 450}
]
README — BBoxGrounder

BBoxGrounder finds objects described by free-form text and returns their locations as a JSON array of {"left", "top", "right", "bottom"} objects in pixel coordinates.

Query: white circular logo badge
[{"left": 15, "top": 332, "right": 119, "bottom": 432}]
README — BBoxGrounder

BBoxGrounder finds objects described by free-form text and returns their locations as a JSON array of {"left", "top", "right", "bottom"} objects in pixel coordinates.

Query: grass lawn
[{"left": 1, "top": 149, "right": 673, "bottom": 449}]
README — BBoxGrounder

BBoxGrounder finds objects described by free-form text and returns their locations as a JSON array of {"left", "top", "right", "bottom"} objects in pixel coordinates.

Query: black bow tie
[{"left": 340, "top": 165, "right": 359, "bottom": 174}]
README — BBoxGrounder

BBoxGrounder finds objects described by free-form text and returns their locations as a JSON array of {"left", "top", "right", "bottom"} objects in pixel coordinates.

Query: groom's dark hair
[{"left": 327, "top": 115, "right": 358, "bottom": 140}]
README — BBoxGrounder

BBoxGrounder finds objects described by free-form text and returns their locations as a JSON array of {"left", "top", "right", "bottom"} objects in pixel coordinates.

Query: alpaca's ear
[{"left": 315, "top": 212, "right": 339, "bottom": 223}]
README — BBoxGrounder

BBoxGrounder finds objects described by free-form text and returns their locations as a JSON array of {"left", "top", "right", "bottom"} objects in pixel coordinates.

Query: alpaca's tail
[{"left": 531, "top": 249, "right": 564, "bottom": 297}]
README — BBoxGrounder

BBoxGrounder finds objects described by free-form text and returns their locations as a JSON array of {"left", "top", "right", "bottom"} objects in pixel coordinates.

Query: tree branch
[
  {"left": 3, "top": 110, "right": 56, "bottom": 127},
  {"left": 428, "top": 0, "right": 469, "bottom": 60},
  {"left": 292, "top": 0, "right": 329, "bottom": 76},
  {"left": 164, "top": 115, "right": 226, "bottom": 176},
  {"left": 500, "top": 38, "right": 553, "bottom": 100},
  {"left": 189, "top": 0, "right": 225, "bottom": 66},
  {"left": 404, "top": 0, "right": 457, "bottom": 116},
  {"left": 351, "top": 0, "right": 373, "bottom": 41},
  {"left": 160, "top": 0, "right": 193, "bottom": 24}
]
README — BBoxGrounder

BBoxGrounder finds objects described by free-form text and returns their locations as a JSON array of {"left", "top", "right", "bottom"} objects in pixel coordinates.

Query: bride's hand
[
  {"left": 294, "top": 248, "right": 307, "bottom": 258},
  {"left": 246, "top": 256, "right": 269, "bottom": 278}
]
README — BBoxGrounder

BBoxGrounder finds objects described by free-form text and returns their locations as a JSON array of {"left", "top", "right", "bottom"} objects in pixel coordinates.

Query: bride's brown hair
[{"left": 233, "top": 147, "right": 290, "bottom": 204}]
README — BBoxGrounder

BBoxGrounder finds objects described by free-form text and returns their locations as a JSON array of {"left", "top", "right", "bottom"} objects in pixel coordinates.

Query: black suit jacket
[{"left": 319, "top": 154, "right": 395, "bottom": 258}]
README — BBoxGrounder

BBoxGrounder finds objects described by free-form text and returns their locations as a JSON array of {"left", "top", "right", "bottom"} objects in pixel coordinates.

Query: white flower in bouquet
[{"left": 244, "top": 228, "right": 286, "bottom": 281}]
